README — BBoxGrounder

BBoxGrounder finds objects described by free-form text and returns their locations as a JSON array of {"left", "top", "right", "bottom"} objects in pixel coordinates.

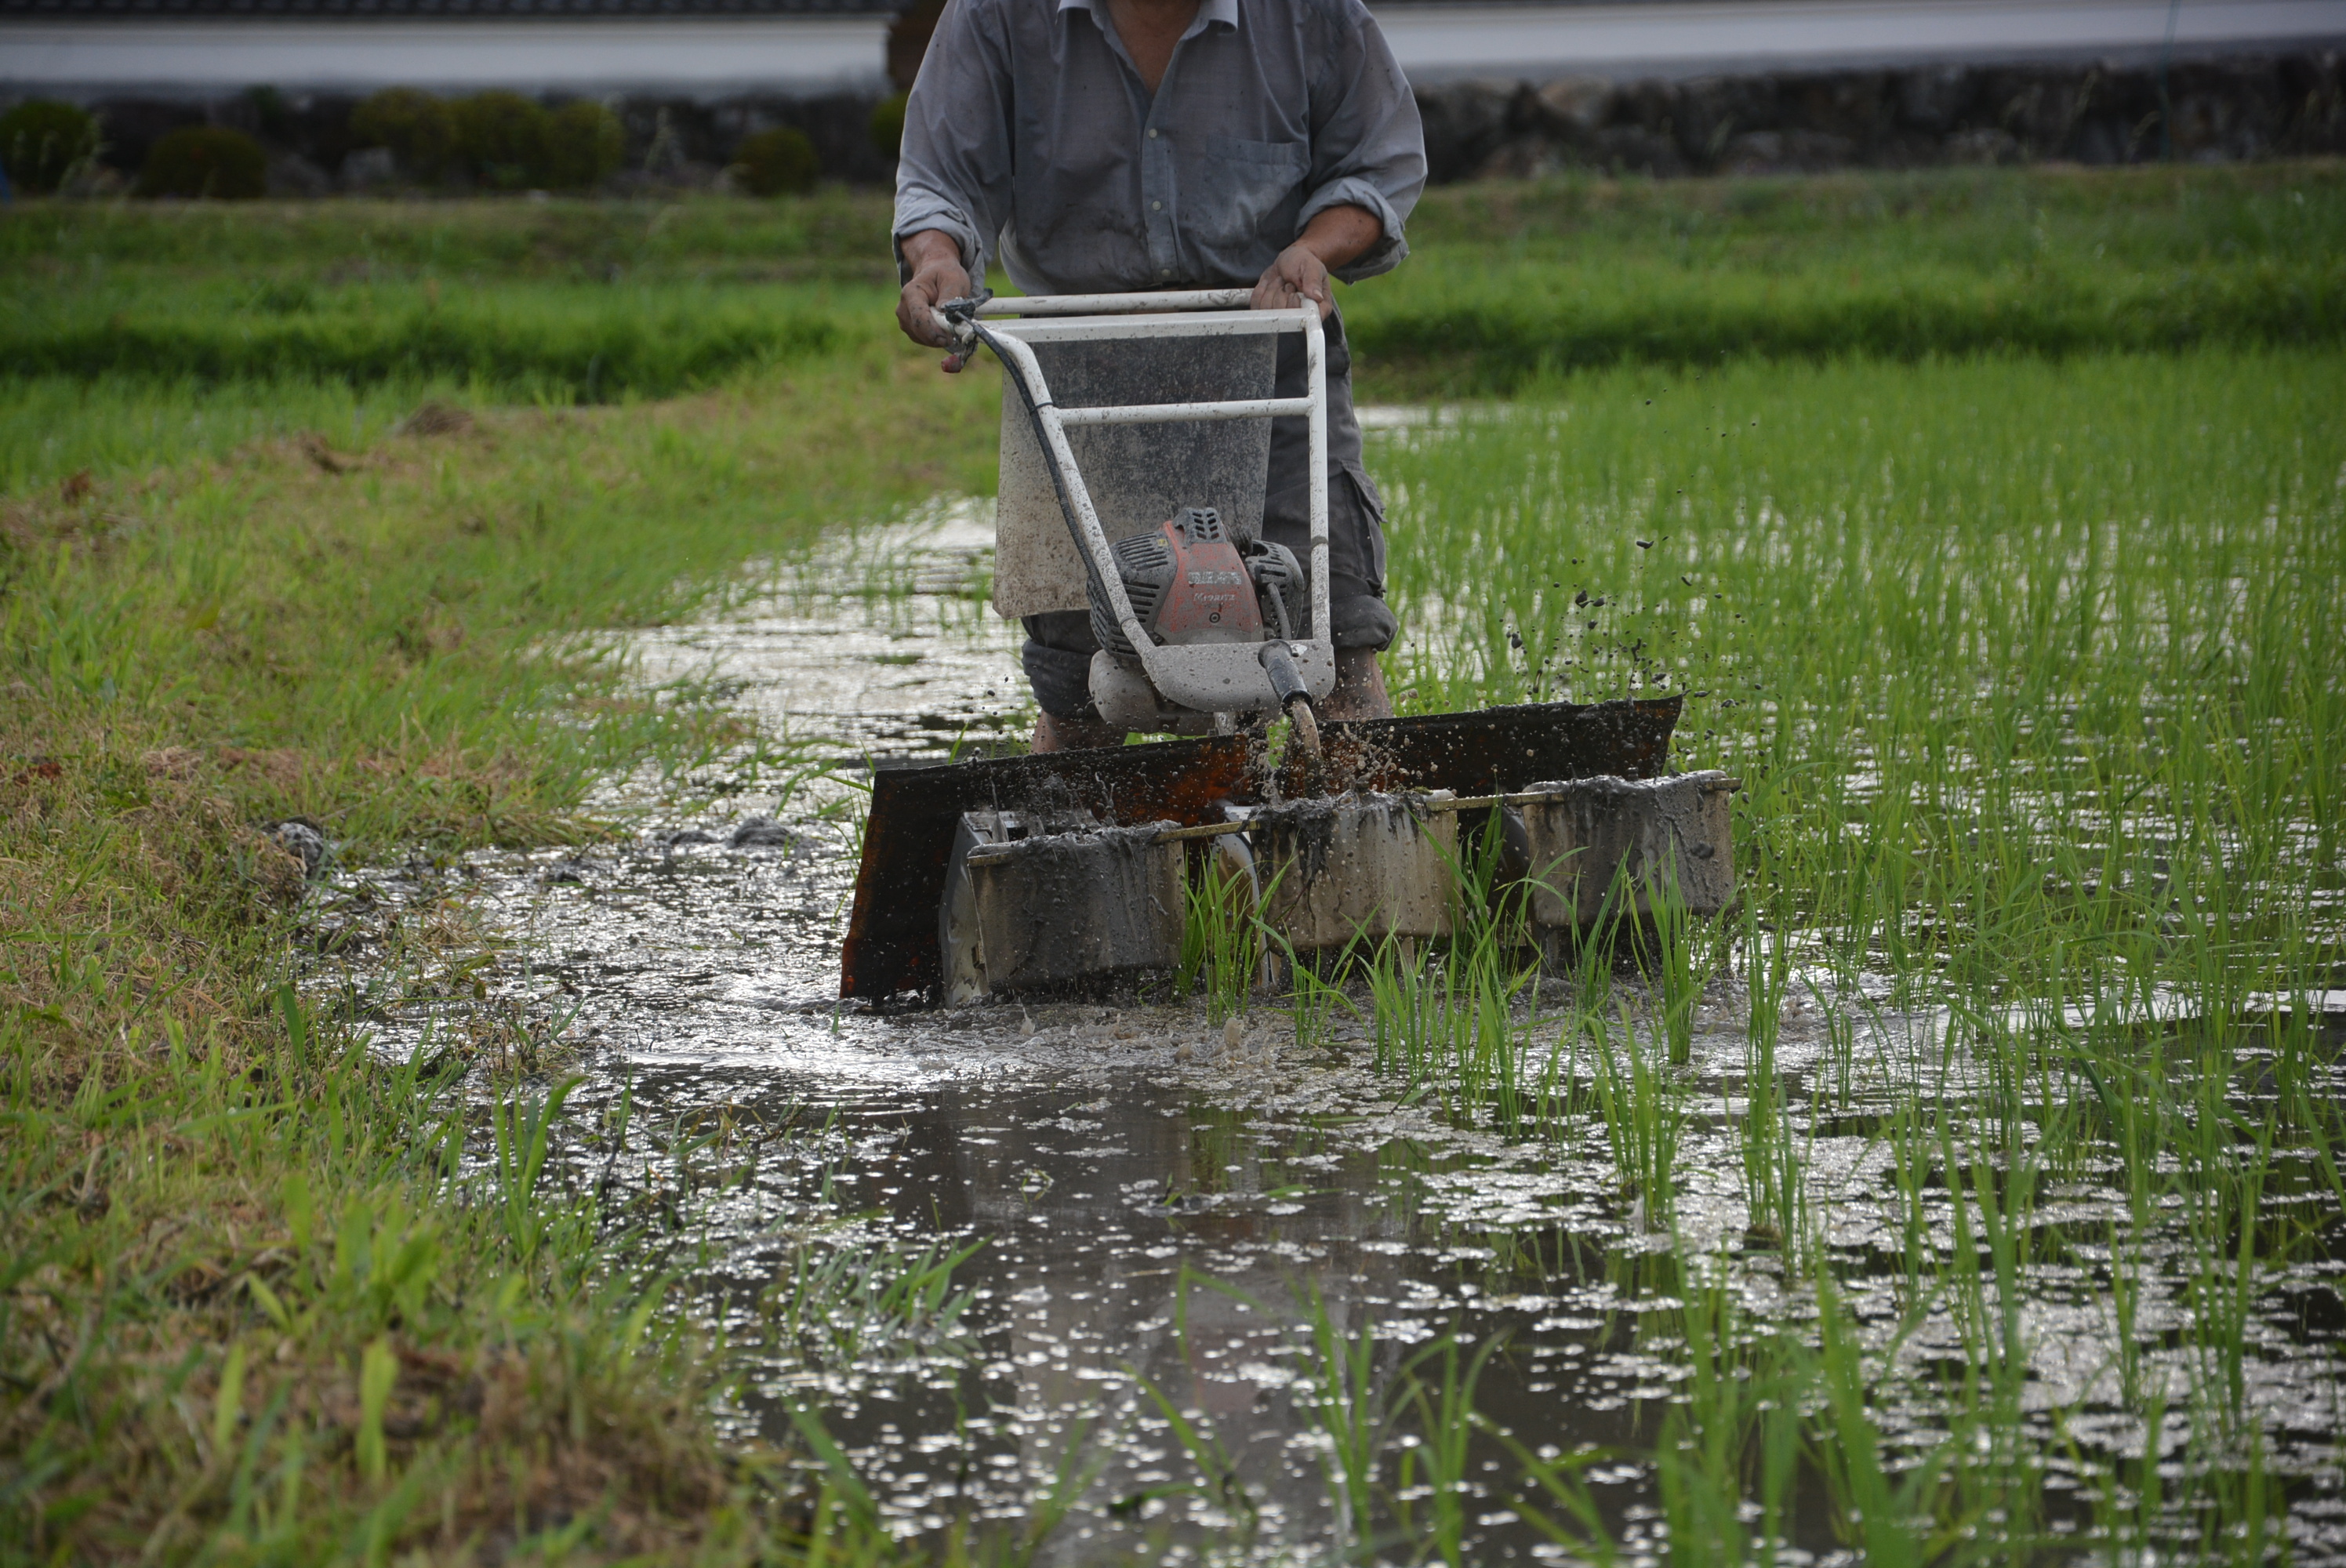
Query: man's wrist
[{"left": 899, "top": 228, "right": 967, "bottom": 275}]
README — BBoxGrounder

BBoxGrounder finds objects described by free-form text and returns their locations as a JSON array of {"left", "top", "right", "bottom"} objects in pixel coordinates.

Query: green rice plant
[
  {"left": 1353, "top": 166, "right": 2346, "bottom": 393},
  {"left": 1292, "top": 1279, "right": 1390, "bottom": 1554},
  {"left": 1497, "top": 1435, "right": 1618, "bottom": 1566},
  {"left": 1180, "top": 841, "right": 1273, "bottom": 1022},
  {"left": 1272, "top": 925, "right": 1360, "bottom": 1053},
  {"left": 783, "top": 1403, "right": 888, "bottom": 1542},
  {"left": 1653, "top": 1274, "right": 1805, "bottom": 1567},
  {"left": 1128, "top": 1367, "right": 1261, "bottom": 1541},
  {"left": 2181, "top": 1095, "right": 2275, "bottom": 1444},
  {"left": 1879, "top": 1094, "right": 1941, "bottom": 1323},
  {"left": 1355, "top": 813, "right": 1561, "bottom": 1136},
  {"left": 1364, "top": 930, "right": 1441, "bottom": 1089},
  {"left": 1737, "top": 904, "right": 1809, "bottom": 1259},
  {"left": 1364, "top": 335, "right": 2341, "bottom": 1546},
  {"left": 763, "top": 1231, "right": 983, "bottom": 1365},
  {"left": 1393, "top": 1332, "right": 1502, "bottom": 1568},
  {"left": 1807, "top": 1275, "right": 1953, "bottom": 1567},
  {"left": 1586, "top": 1003, "right": 1683, "bottom": 1227},
  {"left": 1632, "top": 858, "right": 1709, "bottom": 1067},
  {"left": 1361, "top": 916, "right": 1546, "bottom": 1136},
  {"left": 1930, "top": 1116, "right": 2046, "bottom": 1543}
]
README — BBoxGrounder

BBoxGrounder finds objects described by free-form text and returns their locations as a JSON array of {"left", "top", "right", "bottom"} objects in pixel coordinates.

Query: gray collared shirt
[{"left": 893, "top": 0, "right": 1425, "bottom": 296}]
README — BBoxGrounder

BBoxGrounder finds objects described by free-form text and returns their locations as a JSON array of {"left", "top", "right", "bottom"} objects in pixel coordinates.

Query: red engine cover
[{"left": 1153, "top": 518, "right": 1265, "bottom": 644}]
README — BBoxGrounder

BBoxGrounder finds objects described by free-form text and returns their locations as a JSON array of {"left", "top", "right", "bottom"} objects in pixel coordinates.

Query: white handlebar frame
[{"left": 946, "top": 289, "right": 1334, "bottom": 717}]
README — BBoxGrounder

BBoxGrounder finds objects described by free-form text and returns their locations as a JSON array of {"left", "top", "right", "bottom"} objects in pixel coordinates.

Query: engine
[{"left": 1091, "top": 508, "right": 1309, "bottom": 666}]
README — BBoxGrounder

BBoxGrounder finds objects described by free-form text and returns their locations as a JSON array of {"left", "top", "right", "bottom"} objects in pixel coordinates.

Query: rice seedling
[
  {"left": 1586, "top": 1003, "right": 1685, "bottom": 1228},
  {"left": 763, "top": 1233, "right": 985, "bottom": 1367},
  {"left": 1805, "top": 1275, "right": 1952, "bottom": 1567},
  {"left": 1179, "top": 842, "right": 1273, "bottom": 1022},
  {"left": 1737, "top": 902, "right": 1808, "bottom": 1255},
  {"left": 1353, "top": 336, "right": 2343, "bottom": 1556},
  {"left": 1392, "top": 1332, "right": 1502, "bottom": 1568},
  {"left": 1355, "top": 165, "right": 2346, "bottom": 393},
  {"left": 1291, "top": 1280, "right": 1390, "bottom": 1554},
  {"left": 1651, "top": 1272, "right": 1806, "bottom": 1567},
  {"left": 1499, "top": 1435, "right": 1619, "bottom": 1566},
  {"left": 1632, "top": 858, "right": 1710, "bottom": 1067},
  {"left": 1361, "top": 914, "right": 1547, "bottom": 1138}
]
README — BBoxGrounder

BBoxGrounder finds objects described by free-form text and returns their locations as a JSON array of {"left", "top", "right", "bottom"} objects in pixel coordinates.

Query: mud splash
[{"left": 315, "top": 503, "right": 2346, "bottom": 1565}]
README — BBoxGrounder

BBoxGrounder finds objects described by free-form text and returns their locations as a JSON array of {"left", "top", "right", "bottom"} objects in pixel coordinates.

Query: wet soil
[{"left": 314, "top": 502, "right": 2346, "bottom": 1565}]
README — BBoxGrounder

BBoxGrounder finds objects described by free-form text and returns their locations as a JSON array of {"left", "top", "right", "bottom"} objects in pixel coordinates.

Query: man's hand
[
  {"left": 1252, "top": 243, "right": 1335, "bottom": 318},
  {"left": 897, "top": 228, "right": 974, "bottom": 368},
  {"left": 1251, "top": 202, "right": 1382, "bottom": 318}
]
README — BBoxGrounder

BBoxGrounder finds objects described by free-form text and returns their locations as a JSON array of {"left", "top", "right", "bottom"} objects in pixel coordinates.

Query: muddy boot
[
  {"left": 1320, "top": 648, "right": 1393, "bottom": 722},
  {"left": 1030, "top": 712, "right": 1128, "bottom": 753}
]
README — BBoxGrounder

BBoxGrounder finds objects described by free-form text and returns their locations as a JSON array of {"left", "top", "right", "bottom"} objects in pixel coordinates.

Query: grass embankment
[
  {"left": 5, "top": 162, "right": 2340, "bottom": 486},
  {"left": 1353, "top": 160, "right": 2346, "bottom": 391},
  {"left": 2, "top": 161, "right": 2339, "bottom": 1562},
  {"left": 1, "top": 193, "right": 905, "bottom": 488},
  {"left": 1, "top": 347, "right": 995, "bottom": 1562}
]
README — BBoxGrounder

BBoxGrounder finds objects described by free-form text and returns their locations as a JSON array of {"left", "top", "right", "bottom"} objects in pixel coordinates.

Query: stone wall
[
  {"left": 36, "top": 87, "right": 902, "bottom": 195},
  {"left": 1420, "top": 54, "right": 2346, "bottom": 183},
  {"left": 28, "top": 49, "right": 2346, "bottom": 196}
]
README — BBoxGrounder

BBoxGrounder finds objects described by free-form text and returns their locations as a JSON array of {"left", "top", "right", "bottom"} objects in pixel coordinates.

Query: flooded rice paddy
[{"left": 315, "top": 442, "right": 2346, "bottom": 1564}]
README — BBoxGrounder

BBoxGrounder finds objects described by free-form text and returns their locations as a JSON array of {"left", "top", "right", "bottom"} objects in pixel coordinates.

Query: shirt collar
[{"left": 1058, "top": 0, "right": 1238, "bottom": 36}]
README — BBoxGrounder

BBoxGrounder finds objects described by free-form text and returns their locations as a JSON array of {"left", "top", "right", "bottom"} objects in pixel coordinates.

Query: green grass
[
  {"left": 1352, "top": 162, "right": 2346, "bottom": 390},
  {"left": 5, "top": 162, "right": 2341, "bottom": 488},
  {"left": 2, "top": 281, "right": 852, "bottom": 399},
  {"left": 0, "top": 339, "right": 998, "bottom": 1563},
  {"left": 0, "top": 374, "right": 450, "bottom": 495},
  {"left": 0, "top": 190, "right": 900, "bottom": 281}
]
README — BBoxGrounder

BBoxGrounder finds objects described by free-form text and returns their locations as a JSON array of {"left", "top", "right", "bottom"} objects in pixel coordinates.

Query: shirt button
[
  {"left": 1147, "top": 128, "right": 1158, "bottom": 139},
  {"left": 1152, "top": 201, "right": 1162, "bottom": 211},
  {"left": 1160, "top": 267, "right": 1171, "bottom": 275}
]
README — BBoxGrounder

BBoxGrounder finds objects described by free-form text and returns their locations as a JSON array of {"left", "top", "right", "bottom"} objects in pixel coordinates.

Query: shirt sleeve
[
  {"left": 1298, "top": 0, "right": 1426, "bottom": 283},
  {"left": 892, "top": 0, "right": 1017, "bottom": 282}
]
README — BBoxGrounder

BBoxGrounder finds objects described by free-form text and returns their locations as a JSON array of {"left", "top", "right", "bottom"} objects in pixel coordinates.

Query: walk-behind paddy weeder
[{"left": 842, "top": 291, "right": 1736, "bottom": 1006}]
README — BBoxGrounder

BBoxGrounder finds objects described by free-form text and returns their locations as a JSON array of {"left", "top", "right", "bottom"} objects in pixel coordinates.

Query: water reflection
[{"left": 315, "top": 502, "right": 2346, "bottom": 1564}]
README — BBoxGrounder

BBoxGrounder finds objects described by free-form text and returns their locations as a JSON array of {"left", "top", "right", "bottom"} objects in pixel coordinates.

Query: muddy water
[{"left": 329, "top": 504, "right": 2346, "bottom": 1564}]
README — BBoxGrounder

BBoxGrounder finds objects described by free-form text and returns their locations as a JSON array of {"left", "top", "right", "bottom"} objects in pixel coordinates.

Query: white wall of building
[{"left": 1, "top": 0, "right": 2341, "bottom": 96}]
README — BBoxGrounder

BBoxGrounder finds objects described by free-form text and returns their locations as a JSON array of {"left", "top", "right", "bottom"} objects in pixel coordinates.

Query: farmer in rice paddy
[{"left": 891, "top": 0, "right": 1427, "bottom": 750}]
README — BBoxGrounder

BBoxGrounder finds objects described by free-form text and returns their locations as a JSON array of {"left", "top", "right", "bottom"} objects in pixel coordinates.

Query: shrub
[
  {"left": 543, "top": 99, "right": 623, "bottom": 191},
  {"left": 0, "top": 100, "right": 100, "bottom": 194},
  {"left": 870, "top": 93, "right": 908, "bottom": 159},
  {"left": 452, "top": 91, "right": 550, "bottom": 190},
  {"left": 137, "top": 125, "right": 267, "bottom": 200},
  {"left": 734, "top": 126, "right": 819, "bottom": 197},
  {"left": 350, "top": 87, "right": 454, "bottom": 180}
]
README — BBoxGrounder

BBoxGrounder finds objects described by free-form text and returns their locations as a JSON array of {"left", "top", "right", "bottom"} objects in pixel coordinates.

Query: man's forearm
[{"left": 1291, "top": 204, "right": 1385, "bottom": 274}]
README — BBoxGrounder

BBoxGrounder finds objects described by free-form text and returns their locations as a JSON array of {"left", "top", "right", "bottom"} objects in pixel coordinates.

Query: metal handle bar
[
  {"left": 937, "top": 292, "right": 1333, "bottom": 717},
  {"left": 1057, "top": 397, "right": 1313, "bottom": 427},
  {"left": 972, "top": 289, "right": 1255, "bottom": 317}
]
